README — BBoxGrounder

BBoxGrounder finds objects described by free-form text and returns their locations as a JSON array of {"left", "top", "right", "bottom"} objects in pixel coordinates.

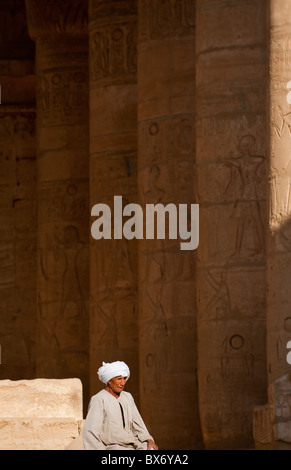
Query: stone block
[
  {"left": 253, "top": 404, "right": 274, "bottom": 450},
  {"left": 0, "top": 418, "right": 80, "bottom": 450},
  {"left": 0, "top": 378, "right": 83, "bottom": 419},
  {"left": 0, "top": 378, "right": 83, "bottom": 450},
  {"left": 253, "top": 373, "right": 291, "bottom": 450},
  {"left": 65, "top": 419, "right": 85, "bottom": 450}
]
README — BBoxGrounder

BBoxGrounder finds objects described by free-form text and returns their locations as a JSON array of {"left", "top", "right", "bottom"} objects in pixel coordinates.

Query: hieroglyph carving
[
  {"left": 90, "top": 24, "right": 137, "bottom": 83},
  {"left": 25, "top": 0, "right": 88, "bottom": 38},
  {"left": 37, "top": 70, "right": 88, "bottom": 124},
  {"left": 139, "top": 0, "right": 195, "bottom": 41},
  {"left": 223, "top": 135, "right": 265, "bottom": 258}
]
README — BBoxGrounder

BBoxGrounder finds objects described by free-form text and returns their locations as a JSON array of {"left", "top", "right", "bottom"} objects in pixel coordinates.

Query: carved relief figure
[
  {"left": 145, "top": 0, "right": 195, "bottom": 39},
  {"left": 126, "top": 24, "right": 137, "bottom": 73},
  {"left": 94, "top": 237, "right": 135, "bottom": 293},
  {"left": 144, "top": 163, "right": 165, "bottom": 203},
  {"left": 58, "top": 225, "right": 87, "bottom": 318},
  {"left": 37, "top": 75, "right": 50, "bottom": 119},
  {"left": 38, "top": 225, "right": 88, "bottom": 354},
  {"left": 272, "top": 105, "right": 291, "bottom": 139},
  {"left": 37, "top": 70, "right": 87, "bottom": 123},
  {"left": 26, "top": 0, "right": 88, "bottom": 35},
  {"left": 90, "top": 23, "right": 136, "bottom": 82},
  {"left": 95, "top": 302, "right": 118, "bottom": 348},
  {"left": 221, "top": 334, "right": 254, "bottom": 381},
  {"left": 224, "top": 135, "right": 265, "bottom": 258},
  {"left": 142, "top": 286, "right": 168, "bottom": 339},
  {"left": 202, "top": 268, "right": 231, "bottom": 319},
  {"left": 156, "top": 0, "right": 172, "bottom": 35},
  {"left": 91, "top": 30, "right": 110, "bottom": 80},
  {"left": 111, "top": 28, "right": 125, "bottom": 75},
  {"left": 40, "top": 225, "right": 87, "bottom": 320},
  {"left": 276, "top": 393, "right": 291, "bottom": 418},
  {"left": 145, "top": 353, "right": 161, "bottom": 392}
]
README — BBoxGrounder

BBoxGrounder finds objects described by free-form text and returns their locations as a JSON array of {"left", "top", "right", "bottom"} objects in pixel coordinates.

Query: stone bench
[{"left": 0, "top": 378, "right": 84, "bottom": 450}]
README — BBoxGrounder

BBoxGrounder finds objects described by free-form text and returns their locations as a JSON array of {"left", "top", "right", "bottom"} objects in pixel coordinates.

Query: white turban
[{"left": 97, "top": 361, "right": 130, "bottom": 384}]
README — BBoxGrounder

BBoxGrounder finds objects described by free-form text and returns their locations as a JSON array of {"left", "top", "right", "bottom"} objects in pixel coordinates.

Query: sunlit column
[{"left": 267, "top": 0, "right": 291, "bottom": 383}]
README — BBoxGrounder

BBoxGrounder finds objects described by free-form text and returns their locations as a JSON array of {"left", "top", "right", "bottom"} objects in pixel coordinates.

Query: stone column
[
  {"left": 138, "top": 0, "right": 203, "bottom": 450},
  {"left": 0, "top": 1, "right": 36, "bottom": 381},
  {"left": 88, "top": 1, "right": 139, "bottom": 400},
  {"left": 25, "top": 0, "right": 90, "bottom": 405},
  {"left": 196, "top": 0, "right": 267, "bottom": 449},
  {"left": 267, "top": 1, "right": 291, "bottom": 383},
  {"left": 0, "top": 101, "right": 36, "bottom": 381}
]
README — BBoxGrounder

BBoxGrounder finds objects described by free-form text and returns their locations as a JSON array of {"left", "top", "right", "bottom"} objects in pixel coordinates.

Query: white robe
[{"left": 82, "top": 389, "right": 153, "bottom": 450}]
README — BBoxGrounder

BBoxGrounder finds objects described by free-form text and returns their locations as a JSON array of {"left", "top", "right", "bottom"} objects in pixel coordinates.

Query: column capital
[{"left": 25, "top": 0, "right": 88, "bottom": 40}]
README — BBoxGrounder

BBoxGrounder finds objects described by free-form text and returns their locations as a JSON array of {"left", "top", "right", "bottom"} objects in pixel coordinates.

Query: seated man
[{"left": 82, "top": 360, "right": 158, "bottom": 450}]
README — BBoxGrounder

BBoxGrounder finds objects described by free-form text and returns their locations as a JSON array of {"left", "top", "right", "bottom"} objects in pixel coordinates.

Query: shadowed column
[
  {"left": 25, "top": 0, "right": 90, "bottom": 406},
  {"left": 0, "top": 1, "right": 36, "bottom": 380},
  {"left": 196, "top": 0, "right": 268, "bottom": 449},
  {"left": 88, "top": 0, "right": 139, "bottom": 401},
  {"left": 137, "top": 0, "right": 203, "bottom": 450}
]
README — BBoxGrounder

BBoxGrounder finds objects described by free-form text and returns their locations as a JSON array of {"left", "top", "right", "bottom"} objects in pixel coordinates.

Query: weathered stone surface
[
  {"left": 88, "top": 0, "right": 139, "bottom": 402},
  {"left": 25, "top": 0, "right": 90, "bottom": 408},
  {"left": 0, "top": 418, "right": 79, "bottom": 450},
  {"left": 267, "top": 0, "right": 291, "bottom": 385},
  {"left": 0, "top": 379, "right": 83, "bottom": 450},
  {"left": 65, "top": 419, "right": 85, "bottom": 450},
  {"left": 137, "top": 0, "right": 202, "bottom": 451},
  {"left": 196, "top": 0, "right": 268, "bottom": 449},
  {"left": 269, "top": 373, "right": 291, "bottom": 446},
  {"left": 253, "top": 373, "right": 291, "bottom": 450},
  {"left": 0, "top": 113, "right": 37, "bottom": 381},
  {"left": 0, "top": 378, "right": 83, "bottom": 419},
  {"left": 253, "top": 405, "right": 274, "bottom": 450}
]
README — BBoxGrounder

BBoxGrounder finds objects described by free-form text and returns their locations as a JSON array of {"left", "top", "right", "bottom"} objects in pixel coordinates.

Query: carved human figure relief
[
  {"left": 95, "top": 302, "right": 118, "bottom": 348},
  {"left": 91, "top": 30, "right": 110, "bottom": 80},
  {"left": 221, "top": 334, "right": 254, "bottom": 381},
  {"left": 55, "top": 225, "right": 87, "bottom": 319},
  {"left": 143, "top": 163, "right": 165, "bottom": 203},
  {"left": 224, "top": 135, "right": 265, "bottom": 258},
  {"left": 143, "top": 248, "right": 167, "bottom": 284},
  {"left": 145, "top": 353, "right": 161, "bottom": 392},
  {"left": 142, "top": 286, "right": 168, "bottom": 339},
  {"left": 272, "top": 80, "right": 291, "bottom": 139}
]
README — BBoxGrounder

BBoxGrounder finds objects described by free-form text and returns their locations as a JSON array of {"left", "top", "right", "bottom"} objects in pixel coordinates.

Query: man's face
[{"left": 108, "top": 375, "right": 127, "bottom": 395}]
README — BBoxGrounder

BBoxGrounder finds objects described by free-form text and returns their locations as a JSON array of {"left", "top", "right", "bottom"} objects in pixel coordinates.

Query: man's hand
[{"left": 147, "top": 438, "right": 158, "bottom": 450}]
